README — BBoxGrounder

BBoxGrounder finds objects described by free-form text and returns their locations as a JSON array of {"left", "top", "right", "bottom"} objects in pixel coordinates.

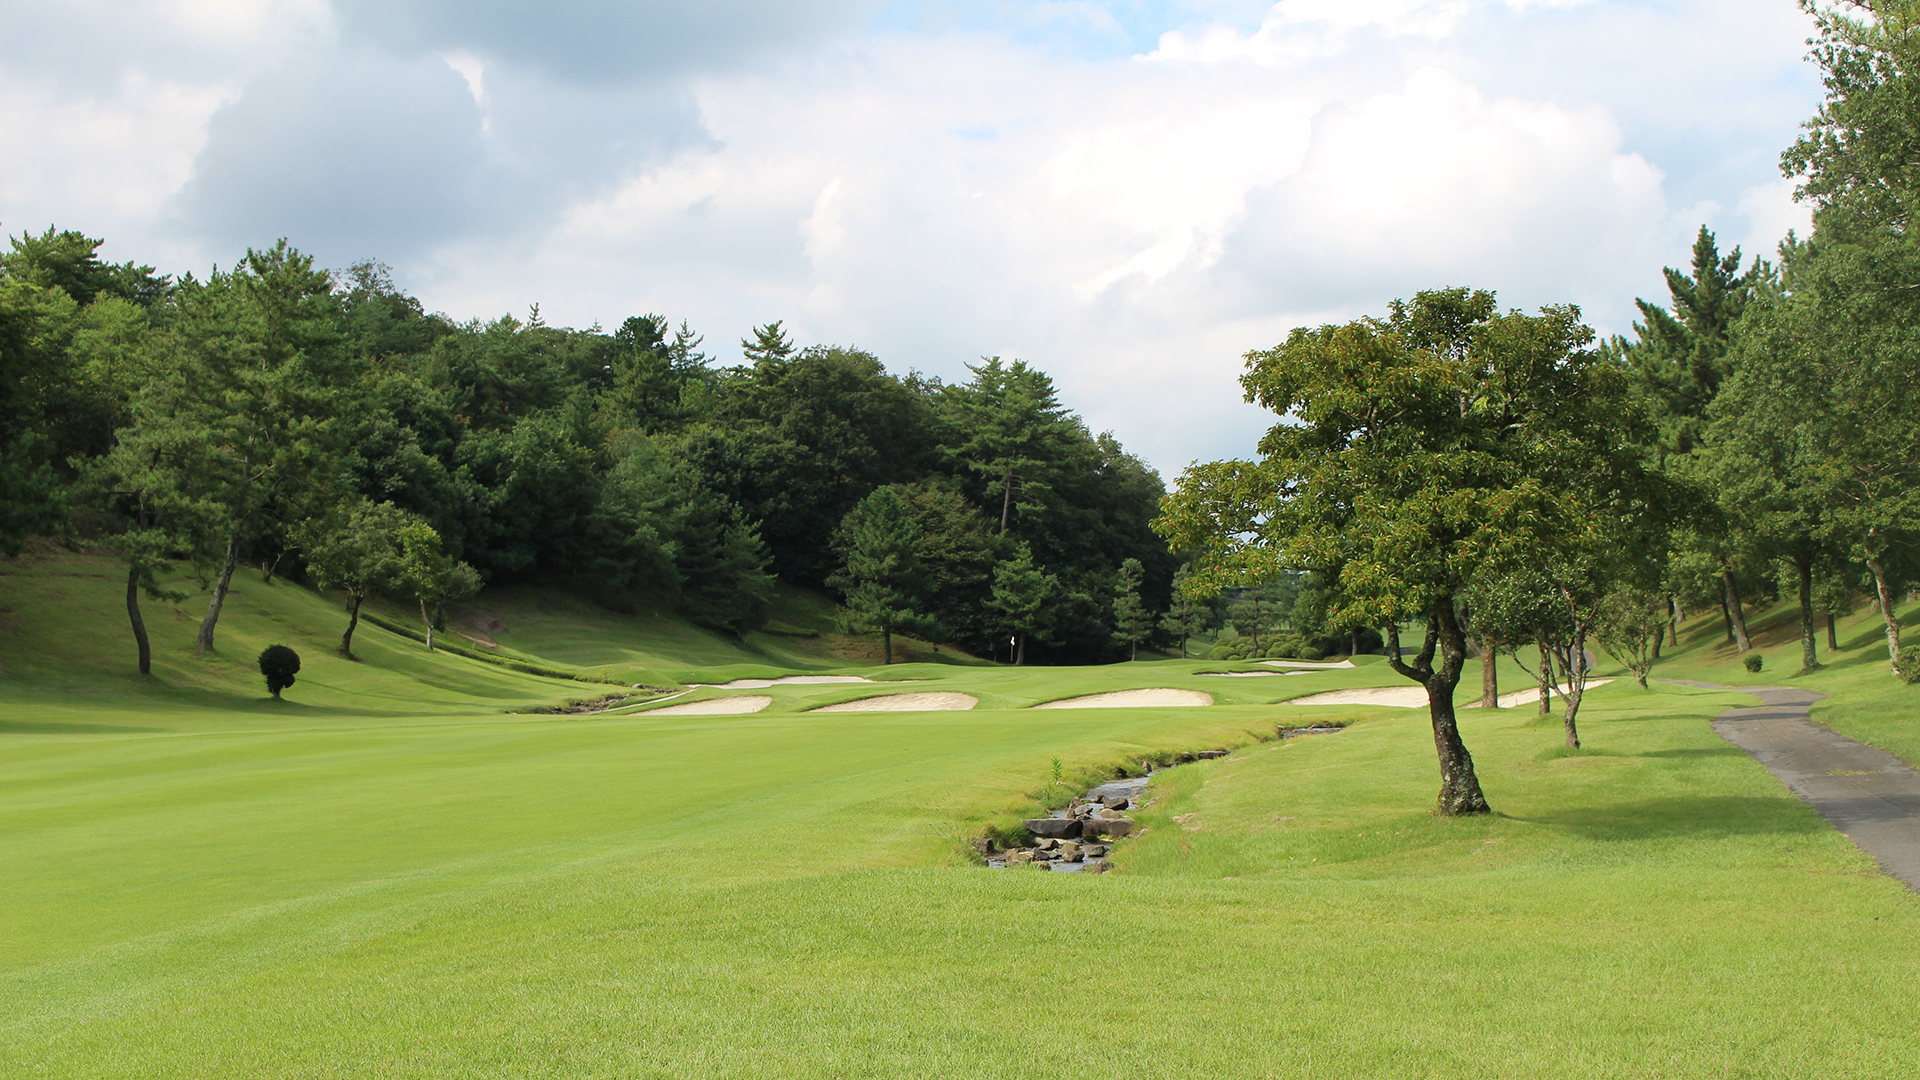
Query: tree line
[
  {"left": 1158, "top": 0, "right": 1920, "bottom": 816},
  {"left": 0, "top": 244, "right": 1178, "bottom": 668}
]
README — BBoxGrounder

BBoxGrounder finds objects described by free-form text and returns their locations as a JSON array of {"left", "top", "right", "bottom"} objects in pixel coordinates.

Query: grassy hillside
[{"left": 3, "top": 550, "right": 1919, "bottom": 1077}]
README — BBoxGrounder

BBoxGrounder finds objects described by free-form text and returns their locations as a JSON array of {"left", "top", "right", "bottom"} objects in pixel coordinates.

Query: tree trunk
[
  {"left": 999, "top": 468, "right": 1013, "bottom": 534},
  {"left": 195, "top": 531, "right": 242, "bottom": 654},
  {"left": 420, "top": 598, "right": 436, "bottom": 652},
  {"left": 1720, "top": 597, "right": 1735, "bottom": 645},
  {"left": 883, "top": 626, "right": 892, "bottom": 664},
  {"left": 1867, "top": 555, "right": 1902, "bottom": 675},
  {"left": 263, "top": 549, "right": 285, "bottom": 585},
  {"left": 1534, "top": 631, "right": 1554, "bottom": 716},
  {"left": 342, "top": 594, "right": 363, "bottom": 656},
  {"left": 1651, "top": 618, "right": 1663, "bottom": 661},
  {"left": 1795, "top": 554, "right": 1818, "bottom": 672},
  {"left": 1350, "top": 627, "right": 1360, "bottom": 657},
  {"left": 1722, "top": 569, "right": 1751, "bottom": 653},
  {"left": 127, "top": 562, "right": 152, "bottom": 676},
  {"left": 1427, "top": 605, "right": 1490, "bottom": 815},
  {"left": 1015, "top": 633, "right": 1025, "bottom": 666},
  {"left": 1387, "top": 604, "right": 1491, "bottom": 816},
  {"left": 1827, "top": 613, "right": 1839, "bottom": 652},
  {"left": 1479, "top": 638, "right": 1498, "bottom": 709},
  {"left": 1561, "top": 625, "right": 1586, "bottom": 749}
]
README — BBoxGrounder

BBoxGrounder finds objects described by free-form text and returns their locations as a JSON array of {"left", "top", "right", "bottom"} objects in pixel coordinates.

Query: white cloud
[
  {"left": 0, "top": 67, "right": 233, "bottom": 262},
  {"left": 0, "top": 0, "right": 1824, "bottom": 474},
  {"left": 1734, "top": 177, "right": 1814, "bottom": 260}
]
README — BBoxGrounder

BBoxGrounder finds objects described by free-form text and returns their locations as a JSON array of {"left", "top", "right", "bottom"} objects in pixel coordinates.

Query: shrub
[
  {"left": 1207, "top": 635, "right": 1253, "bottom": 661},
  {"left": 259, "top": 645, "right": 301, "bottom": 699},
  {"left": 1742, "top": 652, "right": 1764, "bottom": 674},
  {"left": 1299, "top": 644, "right": 1326, "bottom": 662},
  {"left": 1261, "top": 636, "right": 1302, "bottom": 660},
  {"left": 1895, "top": 646, "right": 1920, "bottom": 685}
]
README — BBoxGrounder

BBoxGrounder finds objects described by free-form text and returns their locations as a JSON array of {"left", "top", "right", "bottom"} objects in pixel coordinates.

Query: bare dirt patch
[
  {"left": 1032, "top": 689, "right": 1213, "bottom": 709},
  {"left": 643, "top": 695, "right": 773, "bottom": 716},
  {"left": 810, "top": 692, "right": 978, "bottom": 713},
  {"left": 450, "top": 608, "right": 509, "bottom": 649}
]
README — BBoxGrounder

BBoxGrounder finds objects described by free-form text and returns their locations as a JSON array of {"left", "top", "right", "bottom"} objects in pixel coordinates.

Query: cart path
[{"left": 1668, "top": 679, "right": 1920, "bottom": 892}]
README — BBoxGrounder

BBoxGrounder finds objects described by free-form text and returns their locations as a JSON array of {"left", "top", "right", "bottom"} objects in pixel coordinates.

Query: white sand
[
  {"left": 642, "top": 695, "right": 773, "bottom": 716},
  {"left": 811, "top": 692, "right": 978, "bottom": 713},
  {"left": 1198, "top": 671, "right": 1302, "bottom": 678},
  {"left": 1258, "top": 659, "right": 1357, "bottom": 670},
  {"left": 1033, "top": 689, "right": 1214, "bottom": 709},
  {"left": 687, "top": 675, "right": 876, "bottom": 690},
  {"left": 1288, "top": 679, "right": 1618, "bottom": 710},
  {"left": 1286, "top": 686, "right": 1429, "bottom": 708},
  {"left": 1477, "top": 680, "right": 1615, "bottom": 709}
]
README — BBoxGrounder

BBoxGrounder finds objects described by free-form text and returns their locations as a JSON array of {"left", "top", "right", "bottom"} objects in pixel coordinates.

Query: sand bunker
[
  {"left": 1476, "top": 680, "right": 1615, "bottom": 709},
  {"left": 1258, "top": 659, "right": 1356, "bottom": 670},
  {"left": 643, "top": 695, "right": 773, "bottom": 716},
  {"left": 811, "top": 692, "right": 978, "bottom": 713},
  {"left": 1286, "top": 687, "right": 1429, "bottom": 708},
  {"left": 687, "top": 675, "right": 876, "bottom": 690},
  {"left": 1198, "top": 671, "right": 1302, "bottom": 678},
  {"left": 1033, "top": 689, "right": 1214, "bottom": 709},
  {"left": 1287, "top": 679, "right": 1618, "bottom": 710}
]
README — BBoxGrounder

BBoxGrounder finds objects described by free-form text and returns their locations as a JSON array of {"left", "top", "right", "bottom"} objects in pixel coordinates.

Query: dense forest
[
  {"left": 0, "top": 241, "right": 1180, "bottom": 667},
  {"left": 6, "top": 3, "right": 1920, "bottom": 697}
]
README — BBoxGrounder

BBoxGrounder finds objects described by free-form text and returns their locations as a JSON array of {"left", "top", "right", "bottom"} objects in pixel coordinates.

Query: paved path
[{"left": 1672, "top": 680, "right": 1920, "bottom": 891}]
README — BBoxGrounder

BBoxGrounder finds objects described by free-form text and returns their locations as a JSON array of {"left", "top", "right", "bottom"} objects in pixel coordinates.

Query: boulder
[
  {"left": 1196, "top": 750, "right": 1229, "bottom": 759},
  {"left": 1081, "top": 844, "right": 1108, "bottom": 858},
  {"left": 1006, "top": 850, "right": 1034, "bottom": 865},
  {"left": 1101, "top": 796, "right": 1130, "bottom": 811},
  {"left": 1082, "top": 817, "right": 1136, "bottom": 838},
  {"left": 1024, "top": 817, "right": 1082, "bottom": 840},
  {"left": 1090, "top": 859, "right": 1114, "bottom": 873},
  {"left": 1057, "top": 841, "right": 1083, "bottom": 862}
]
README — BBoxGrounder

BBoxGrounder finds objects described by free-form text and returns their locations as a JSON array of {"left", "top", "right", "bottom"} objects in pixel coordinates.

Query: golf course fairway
[{"left": 3, "top": 552, "right": 1919, "bottom": 1077}]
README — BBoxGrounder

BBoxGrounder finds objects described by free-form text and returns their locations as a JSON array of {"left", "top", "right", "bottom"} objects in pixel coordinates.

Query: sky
[{"left": 0, "top": 0, "right": 1825, "bottom": 479}]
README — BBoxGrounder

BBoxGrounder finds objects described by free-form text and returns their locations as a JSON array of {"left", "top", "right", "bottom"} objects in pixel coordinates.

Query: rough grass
[{"left": 4, "top": 552, "right": 1919, "bottom": 1077}]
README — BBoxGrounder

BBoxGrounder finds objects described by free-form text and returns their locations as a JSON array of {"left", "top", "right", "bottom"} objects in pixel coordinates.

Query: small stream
[{"left": 983, "top": 727, "right": 1346, "bottom": 872}]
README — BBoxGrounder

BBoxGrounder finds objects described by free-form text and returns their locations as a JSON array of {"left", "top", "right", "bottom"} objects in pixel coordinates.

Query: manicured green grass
[{"left": 4, "top": 552, "right": 1919, "bottom": 1077}]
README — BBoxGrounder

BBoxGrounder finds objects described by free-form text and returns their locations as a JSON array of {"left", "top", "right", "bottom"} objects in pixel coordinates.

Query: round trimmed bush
[
  {"left": 259, "top": 645, "right": 301, "bottom": 699},
  {"left": 1742, "top": 652, "right": 1764, "bottom": 674}
]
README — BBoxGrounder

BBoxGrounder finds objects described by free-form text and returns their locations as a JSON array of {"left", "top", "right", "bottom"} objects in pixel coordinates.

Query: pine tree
[
  {"left": 1619, "top": 225, "right": 1754, "bottom": 460},
  {"left": 1158, "top": 567, "right": 1211, "bottom": 659},
  {"left": 827, "top": 487, "right": 928, "bottom": 664},
  {"left": 987, "top": 543, "right": 1059, "bottom": 665},
  {"left": 1111, "top": 557, "right": 1151, "bottom": 660},
  {"left": 741, "top": 321, "right": 795, "bottom": 370}
]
